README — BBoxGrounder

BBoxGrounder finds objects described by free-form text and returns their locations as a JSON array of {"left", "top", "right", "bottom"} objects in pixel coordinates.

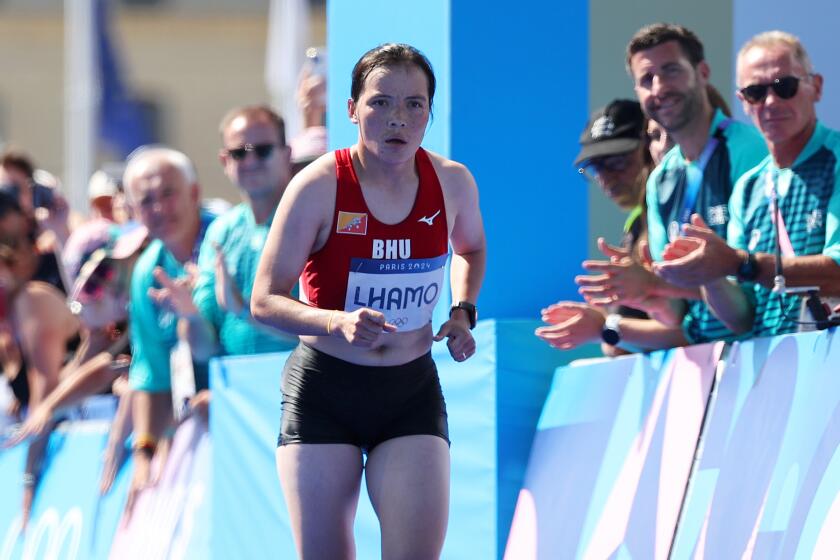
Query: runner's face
[
  {"left": 630, "top": 41, "right": 708, "bottom": 133},
  {"left": 348, "top": 64, "right": 430, "bottom": 164}
]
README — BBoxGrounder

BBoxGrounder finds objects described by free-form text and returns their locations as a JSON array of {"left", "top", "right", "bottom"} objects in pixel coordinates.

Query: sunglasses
[
  {"left": 80, "top": 260, "right": 116, "bottom": 300},
  {"left": 739, "top": 75, "right": 806, "bottom": 105},
  {"left": 224, "top": 143, "right": 277, "bottom": 161},
  {"left": 579, "top": 152, "right": 634, "bottom": 177}
]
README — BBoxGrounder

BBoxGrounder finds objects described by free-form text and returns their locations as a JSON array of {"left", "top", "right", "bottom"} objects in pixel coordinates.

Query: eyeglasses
[
  {"left": 578, "top": 152, "right": 634, "bottom": 179},
  {"left": 224, "top": 143, "right": 277, "bottom": 161},
  {"left": 739, "top": 75, "right": 807, "bottom": 105}
]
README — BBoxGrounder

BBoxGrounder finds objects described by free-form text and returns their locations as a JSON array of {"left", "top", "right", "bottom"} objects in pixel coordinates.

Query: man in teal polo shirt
[
  {"left": 655, "top": 31, "right": 840, "bottom": 337},
  {"left": 179, "top": 105, "right": 298, "bottom": 360},
  {"left": 123, "top": 146, "right": 216, "bottom": 512}
]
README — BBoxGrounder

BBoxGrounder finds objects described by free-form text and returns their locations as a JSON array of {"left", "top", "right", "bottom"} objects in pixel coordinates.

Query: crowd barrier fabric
[
  {"left": 0, "top": 420, "right": 129, "bottom": 560},
  {"left": 109, "top": 416, "right": 211, "bottom": 560},
  {"left": 672, "top": 330, "right": 840, "bottom": 558},
  {"left": 505, "top": 342, "right": 723, "bottom": 559}
]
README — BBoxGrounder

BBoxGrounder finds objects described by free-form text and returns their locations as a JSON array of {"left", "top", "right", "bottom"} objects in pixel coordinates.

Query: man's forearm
[
  {"left": 41, "top": 353, "right": 115, "bottom": 415},
  {"left": 180, "top": 314, "right": 220, "bottom": 363},
  {"left": 754, "top": 253, "right": 840, "bottom": 295},
  {"left": 650, "top": 274, "right": 702, "bottom": 300},
  {"left": 616, "top": 317, "right": 689, "bottom": 352},
  {"left": 131, "top": 390, "right": 173, "bottom": 444},
  {"left": 701, "top": 277, "right": 754, "bottom": 334}
]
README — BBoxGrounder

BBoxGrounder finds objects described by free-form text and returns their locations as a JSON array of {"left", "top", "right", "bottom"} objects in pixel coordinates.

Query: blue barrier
[
  {"left": 0, "top": 421, "right": 130, "bottom": 560},
  {"left": 508, "top": 328, "right": 840, "bottom": 559},
  {"left": 9, "top": 327, "right": 840, "bottom": 559}
]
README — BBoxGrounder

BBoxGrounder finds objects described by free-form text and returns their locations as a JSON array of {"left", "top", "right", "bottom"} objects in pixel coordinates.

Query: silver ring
[{"left": 461, "top": 352, "right": 467, "bottom": 359}]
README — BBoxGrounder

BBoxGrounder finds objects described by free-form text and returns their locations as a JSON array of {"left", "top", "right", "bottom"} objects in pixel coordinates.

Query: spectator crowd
[{"left": 0, "top": 57, "right": 327, "bottom": 528}]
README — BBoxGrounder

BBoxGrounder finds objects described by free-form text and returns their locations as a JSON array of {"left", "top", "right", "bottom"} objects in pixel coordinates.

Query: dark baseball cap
[{"left": 574, "top": 99, "right": 645, "bottom": 166}]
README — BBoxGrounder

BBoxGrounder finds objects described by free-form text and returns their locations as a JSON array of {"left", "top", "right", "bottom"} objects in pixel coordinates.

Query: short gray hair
[
  {"left": 122, "top": 144, "right": 198, "bottom": 202},
  {"left": 737, "top": 30, "right": 814, "bottom": 78}
]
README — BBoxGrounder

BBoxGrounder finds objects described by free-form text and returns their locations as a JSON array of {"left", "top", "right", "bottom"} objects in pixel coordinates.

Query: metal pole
[{"left": 64, "top": 0, "right": 97, "bottom": 216}]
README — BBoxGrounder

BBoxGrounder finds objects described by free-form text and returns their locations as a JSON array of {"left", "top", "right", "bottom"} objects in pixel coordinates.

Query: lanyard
[
  {"left": 766, "top": 169, "right": 795, "bottom": 257},
  {"left": 679, "top": 118, "right": 732, "bottom": 225}
]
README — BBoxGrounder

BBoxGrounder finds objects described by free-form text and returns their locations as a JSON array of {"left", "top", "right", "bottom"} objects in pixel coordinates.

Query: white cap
[{"left": 88, "top": 170, "right": 118, "bottom": 199}]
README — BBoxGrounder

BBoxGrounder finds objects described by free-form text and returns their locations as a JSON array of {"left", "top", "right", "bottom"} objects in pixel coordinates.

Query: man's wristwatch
[
  {"left": 601, "top": 313, "right": 622, "bottom": 346},
  {"left": 736, "top": 251, "right": 759, "bottom": 282},
  {"left": 450, "top": 301, "right": 477, "bottom": 329}
]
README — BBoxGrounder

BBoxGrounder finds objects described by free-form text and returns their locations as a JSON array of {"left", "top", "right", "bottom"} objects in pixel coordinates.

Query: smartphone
[
  {"left": 32, "top": 183, "right": 55, "bottom": 210},
  {"left": 304, "top": 46, "right": 327, "bottom": 79}
]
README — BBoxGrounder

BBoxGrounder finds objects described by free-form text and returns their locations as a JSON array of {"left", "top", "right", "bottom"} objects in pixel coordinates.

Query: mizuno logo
[{"left": 418, "top": 210, "right": 441, "bottom": 226}]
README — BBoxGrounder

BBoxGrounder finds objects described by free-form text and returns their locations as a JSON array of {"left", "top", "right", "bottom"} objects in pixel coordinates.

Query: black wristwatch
[
  {"left": 450, "top": 301, "right": 477, "bottom": 329},
  {"left": 736, "top": 251, "right": 759, "bottom": 282},
  {"left": 601, "top": 313, "right": 622, "bottom": 346}
]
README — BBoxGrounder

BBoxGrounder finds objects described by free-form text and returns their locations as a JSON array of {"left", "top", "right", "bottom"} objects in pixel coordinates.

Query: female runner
[{"left": 252, "top": 43, "right": 486, "bottom": 559}]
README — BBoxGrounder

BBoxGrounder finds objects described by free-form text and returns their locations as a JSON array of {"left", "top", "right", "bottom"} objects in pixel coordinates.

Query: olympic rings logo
[{"left": 392, "top": 317, "right": 409, "bottom": 328}]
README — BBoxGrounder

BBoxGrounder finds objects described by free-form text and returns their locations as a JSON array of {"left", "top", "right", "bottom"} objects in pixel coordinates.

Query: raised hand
[
  {"left": 212, "top": 243, "right": 246, "bottom": 316},
  {"left": 654, "top": 213, "right": 740, "bottom": 287},
  {"left": 148, "top": 266, "right": 199, "bottom": 318},
  {"left": 535, "top": 301, "right": 605, "bottom": 350},
  {"left": 577, "top": 237, "right": 657, "bottom": 307}
]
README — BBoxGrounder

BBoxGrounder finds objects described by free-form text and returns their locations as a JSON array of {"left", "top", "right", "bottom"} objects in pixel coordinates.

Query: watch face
[{"left": 602, "top": 328, "right": 620, "bottom": 346}]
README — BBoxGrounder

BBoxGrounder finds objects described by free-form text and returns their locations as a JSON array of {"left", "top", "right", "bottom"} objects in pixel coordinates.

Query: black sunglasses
[
  {"left": 739, "top": 75, "right": 805, "bottom": 105},
  {"left": 225, "top": 143, "right": 277, "bottom": 161}
]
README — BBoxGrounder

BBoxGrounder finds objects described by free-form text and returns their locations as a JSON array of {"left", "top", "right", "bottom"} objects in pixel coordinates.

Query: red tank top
[{"left": 301, "top": 147, "right": 449, "bottom": 331}]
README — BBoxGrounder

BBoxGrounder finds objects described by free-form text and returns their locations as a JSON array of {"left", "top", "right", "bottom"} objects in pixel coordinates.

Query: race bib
[{"left": 345, "top": 254, "right": 448, "bottom": 331}]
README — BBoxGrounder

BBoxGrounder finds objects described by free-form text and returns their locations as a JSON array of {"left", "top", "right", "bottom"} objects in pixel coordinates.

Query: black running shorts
[{"left": 277, "top": 343, "right": 450, "bottom": 452}]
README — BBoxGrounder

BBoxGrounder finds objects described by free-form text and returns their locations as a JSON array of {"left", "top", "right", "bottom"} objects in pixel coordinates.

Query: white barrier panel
[
  {"left": 505, "top": 343, "right": 723, "bottom": 559},
  {"left": 109, "top": 417, "right": 210, "bottom": 560},
  {"left": 673, "top": 330, "right": 840, "bottom": 558}
]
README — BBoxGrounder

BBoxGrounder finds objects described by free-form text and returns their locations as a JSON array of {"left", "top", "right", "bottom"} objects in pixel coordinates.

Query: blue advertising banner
[{"left": 0, "top": 422, "right": 130, "bottom": 560}]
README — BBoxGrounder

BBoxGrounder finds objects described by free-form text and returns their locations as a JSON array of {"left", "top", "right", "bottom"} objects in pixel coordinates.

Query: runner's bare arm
[
  {"left": 431, "top": 155, "right": 486, "bottom": 306},
  {"left": 251, "top": 156, "right": 397, "bottom": 343}
]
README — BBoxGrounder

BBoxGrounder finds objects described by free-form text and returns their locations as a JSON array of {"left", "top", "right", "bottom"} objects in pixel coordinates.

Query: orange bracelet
[
  {"left": 326, "top": 310, "right": 336, "bottom": 335},
  {"left": 133, "top": 433, "right": 158, "bottom": 455}
]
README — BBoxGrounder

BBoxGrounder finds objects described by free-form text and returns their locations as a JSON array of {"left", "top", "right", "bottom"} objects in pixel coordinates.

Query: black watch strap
[
  {"left": 450, "top": 301, "right": 477, "bottom": 329},
  {"left": 736, "top": 251, "right": 759, "bottom": 282}
]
